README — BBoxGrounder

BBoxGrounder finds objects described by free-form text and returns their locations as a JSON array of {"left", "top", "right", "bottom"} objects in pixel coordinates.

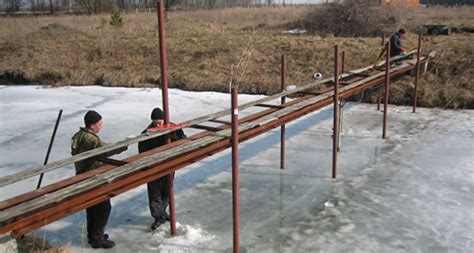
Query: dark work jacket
[
  {"left": 390, "top": 33, "right": 404, "bottom": 57},
  {"left": 138, "top": 123, "right": 186, "bottom": 153}
]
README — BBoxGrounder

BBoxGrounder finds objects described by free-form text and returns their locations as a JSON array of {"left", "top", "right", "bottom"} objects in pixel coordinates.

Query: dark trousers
[
  {"left": 86, "top": 199, "right": 111, "bottom": 242},
  {"left": 147, "top": 174, "right": 172, "bottom": 221}
]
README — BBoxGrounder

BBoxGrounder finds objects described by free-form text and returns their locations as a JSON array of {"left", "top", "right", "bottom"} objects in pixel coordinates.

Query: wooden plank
[
  {"left": 209, "top": 119, "right": 231, "bottom": 125},
  {"left": 294, "top": 91, "right": 322, "bottom": 96},
  {"left": 255, "top": 103, "right": 285, "bottom": 109},
  {"left": 189, "top": 124, "right": 222, "bottom": 132},
  {"left": 0, "top": 138, "right": 190, "bottom": 211},
  {"left": 93, "top": 157, "right": 128, "bottom": 166}
]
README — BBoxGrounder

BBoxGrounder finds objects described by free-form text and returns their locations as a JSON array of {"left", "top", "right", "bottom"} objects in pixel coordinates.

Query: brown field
[{"left": 0, "top": 5, "right": 473, "bottom": 108}]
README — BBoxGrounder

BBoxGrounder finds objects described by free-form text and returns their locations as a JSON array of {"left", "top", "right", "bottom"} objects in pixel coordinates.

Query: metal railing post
[
  {"left": 377, "top": 33, "right": 385, "bottom": 111},
  {"left": 157, "top": 0, "right": 176, "bottom": 235},
  {"left": 413, "top": 33, "right": 422, "bottom": 113},
  {"left": 383, "top": 41, "right": 391, "bottom": 139},
  {"left": 332, "top": 45, "right": 340, "bottom": 179},
  {"left": 280, "top": 55, "right": 287, "bottom": 170},
  {"left": 231, "top": 85, "right": 240, "bottom": 253}
]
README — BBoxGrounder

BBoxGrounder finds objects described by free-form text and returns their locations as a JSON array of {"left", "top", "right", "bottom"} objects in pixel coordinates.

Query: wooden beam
[
  {"left": 255, "top": 103, "right": 285, "bottom": 109},
  {"left": 93, "top": 157, "right": 128, "bottom": 166},
  {"left": 189, "top": 124, "right": 222, "bottom": 132}
]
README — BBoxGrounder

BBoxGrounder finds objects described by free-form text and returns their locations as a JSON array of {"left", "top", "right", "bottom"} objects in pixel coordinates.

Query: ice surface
[{"left": 0, "top": 86, "right": 473, "bottom": 252}]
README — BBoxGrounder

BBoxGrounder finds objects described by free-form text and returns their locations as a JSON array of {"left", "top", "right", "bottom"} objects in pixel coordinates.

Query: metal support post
[
  {"left": 280, "top": 55, "right": 287, "bottom": 170},
  {"left": 231, "top": 86, "right": 240, "bottom": 253},
  {"left": 341, "top": 50, "right": 346, "bottom": 73},
  {"left": 332, "top": 45, "right": 340, "bottom": 179},
  {"left": 337, "top": 101, "right": 343, "bottom": 152},
  {"left": 37, "top": 109, "right": 63, "bottom": 189},
  {"left": 338, "top": 49, "right": 345, "bottom": 152},
  {"left": 383, "top": 41, "right": 391, "bottom": 139},
  {"left": 377, "top": 33, "right": 385, "bottom": 111},
  {"left": 157, "top": 0, "right": 176, "bottom": 235},
  {"left": 413, "top": 33, "right": 422, "bottom": 113}
]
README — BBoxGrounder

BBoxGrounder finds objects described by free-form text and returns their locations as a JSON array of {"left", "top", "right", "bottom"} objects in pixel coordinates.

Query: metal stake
[
  {"left": 231, "top": 85, "right": 240, "bottom": 253},
  {"left": 156, "top": 0, "right": 176, "bottom": 235},
  {"left": 413, "top": 33, "right": 422, "bottom": 113},
  {"left": 332, "top": 45, "right": 340, "bottom": 179},
  {"left": 280, "top": 55, "right": 287, "bottom": 170},
  {"left": 341, "top": 50, "right": 346, "bottom": 74},
  {"left": 377, "top": 33, "right": 385, "bottom": 111},
  {"left": 383, "top": 41, "right": 391, "bottom": 139}
]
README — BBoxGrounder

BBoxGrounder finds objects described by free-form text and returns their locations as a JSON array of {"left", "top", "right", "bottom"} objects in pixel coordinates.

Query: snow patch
[{"left": 152, "top": 223, "right": 216, "bottom": 251}]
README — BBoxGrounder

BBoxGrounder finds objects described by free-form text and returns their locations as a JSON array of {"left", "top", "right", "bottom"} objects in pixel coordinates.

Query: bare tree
[
  {"left": 49, "top": 0, "right": 54, "bottom": 13},
  {"left": 5, "top": 0, "right": 21, "bottom": 12}
]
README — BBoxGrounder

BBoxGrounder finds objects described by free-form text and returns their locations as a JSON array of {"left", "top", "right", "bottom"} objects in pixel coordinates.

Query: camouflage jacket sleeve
[{"left": 71, "top": 128, "right": 106, "bottom": 174}]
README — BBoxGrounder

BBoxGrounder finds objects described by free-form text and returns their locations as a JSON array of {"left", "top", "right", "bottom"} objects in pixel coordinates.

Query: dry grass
[
  {"left": 0, "top": 5, "right": 472, "bottom": 108},
  {"left": 16, "top": 234, "right": 71, "bottom": 253}
]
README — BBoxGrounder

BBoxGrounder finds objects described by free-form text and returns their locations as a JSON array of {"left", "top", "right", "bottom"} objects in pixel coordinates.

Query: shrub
[
  {"left": 110, "top": 11, "right": 124, "bottom": 27},
  {"left": 298, "top": 1, "right": 400, "bottom": 37}
]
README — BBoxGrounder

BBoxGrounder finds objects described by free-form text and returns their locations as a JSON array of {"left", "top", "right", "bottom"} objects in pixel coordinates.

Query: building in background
[{"left": 380, "top": 0, "right": 419, "bottom": 7}]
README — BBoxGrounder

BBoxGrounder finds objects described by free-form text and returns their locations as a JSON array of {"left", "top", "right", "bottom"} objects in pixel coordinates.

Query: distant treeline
[{"left": 0, "top": 0, "right": 291, "bottom": 14}]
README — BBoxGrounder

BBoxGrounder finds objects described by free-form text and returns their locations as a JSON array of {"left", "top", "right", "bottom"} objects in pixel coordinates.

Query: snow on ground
[{"left": 0, "top": 85, "right": 473, "bottom": 252}]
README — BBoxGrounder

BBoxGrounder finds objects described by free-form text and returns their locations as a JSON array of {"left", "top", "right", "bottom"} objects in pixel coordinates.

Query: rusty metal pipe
[
  {"left": 157, "top": 0, "right": 169, "bottom": 125},
  {"left": 377, "top": 33, "right": 385, "bottom": 111},
  {"left": 413, "top": 33, "right": 422, "bottom": 113},
  {"left": 156, "top": 0, "right": 176, "bottom": 235},
  {"left": 280, "top": 55, "right": 287, "bottom": 170},
  {"left": 341, "top": 50, "right": 346, "bottom": 74},
  {"left": 231, "top": 86, "right": 240, "bottom": 253},
  {"left": 332, "top": 45, "right": 340, "bottom": 179},
  {"left": 383, "top": 42, "right": 391, "bottom": 139}
]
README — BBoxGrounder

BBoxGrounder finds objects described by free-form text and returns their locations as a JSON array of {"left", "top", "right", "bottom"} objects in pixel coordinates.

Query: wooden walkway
[{"left": 0, "top": 50, "right": 428, "bottom": 237}]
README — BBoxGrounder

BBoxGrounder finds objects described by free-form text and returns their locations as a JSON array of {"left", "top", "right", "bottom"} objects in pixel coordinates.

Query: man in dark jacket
[
  {"left": 138, "top": 108, "right": 186, "bottom": 231},
  {"left": 71, "top": 110, "right": 127, "bottom": 249},
  {"left": 390, "top": 29, "right": 407, "bottom": 57}
]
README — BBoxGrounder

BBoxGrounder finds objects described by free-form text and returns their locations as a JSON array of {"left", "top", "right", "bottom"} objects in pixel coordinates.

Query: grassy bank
[{"left": 0, "top": 6, "right": 472, "bottom": 108}]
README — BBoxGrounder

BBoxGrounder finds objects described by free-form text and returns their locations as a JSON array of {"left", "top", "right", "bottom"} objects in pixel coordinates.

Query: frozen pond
[{"left": 0, "top": 86, "right": 473, "bottom": 252}]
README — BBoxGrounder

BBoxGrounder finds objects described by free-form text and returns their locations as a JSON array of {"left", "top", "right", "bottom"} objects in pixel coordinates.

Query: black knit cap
[
  {"left": 84, "top": 110, "right": 102, "bottom": 127},
  {"left": 151, "top": 107, "right": 164, "bottom": 120},
  {"left": 398, "top": 29, "right": 406, "bottom": 34}
]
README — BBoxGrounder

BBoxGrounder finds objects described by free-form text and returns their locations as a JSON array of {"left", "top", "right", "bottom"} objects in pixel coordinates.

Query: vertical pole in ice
[
  {"left": 413, "top": 33, "right": 422, "bottom": 113},
  {"left": 231, "top": 85, "right": 240, "bottom": 253},
  {"left": 377, "top": 33, "right": 385, "bottom": 111},
  {"left": 383, "top": 41, "right": 391, "bottom": 139},
  {"left": 341, "top": 49, "right": 346, "bottom": 74},
  {"left": 332, "top": 45, "right": 340, "bottom": 179},
  {"left": 280, "top": 55, "right": 287, "bottom": 170},
  {"left": 338, "top": 50, "right": 345, "bottom": 152},
  {"left": 156, "top": 0, "right": 176, "bottom": 235}
]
